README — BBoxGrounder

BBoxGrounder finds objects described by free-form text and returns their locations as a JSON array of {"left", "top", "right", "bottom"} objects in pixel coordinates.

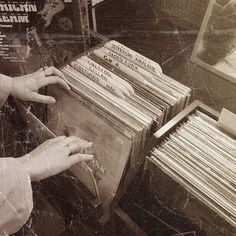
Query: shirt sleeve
[
  {"left": 0, "top": 74, "right": 12, "bottom": 108},
  {"left": 0, "top": 158, "right": 33, "bottom": 235}
]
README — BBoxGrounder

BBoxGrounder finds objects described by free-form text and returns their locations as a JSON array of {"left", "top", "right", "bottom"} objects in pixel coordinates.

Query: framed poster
[{"left": 0, "top": 0, "right": 90, "bottom": 76}]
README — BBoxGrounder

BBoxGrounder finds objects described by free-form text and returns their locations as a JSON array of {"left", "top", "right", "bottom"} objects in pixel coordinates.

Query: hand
[
  {"left": 11, "top": 66, "right": 70, "bottom": 104},
  {"left": 18, "top": 136, "right": 94, "bottom": 181}
]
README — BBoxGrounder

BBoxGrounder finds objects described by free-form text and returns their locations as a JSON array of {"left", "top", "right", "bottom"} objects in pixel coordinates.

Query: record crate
[{"left": 119, "top": 100, "right": 236, "bottom": 236}]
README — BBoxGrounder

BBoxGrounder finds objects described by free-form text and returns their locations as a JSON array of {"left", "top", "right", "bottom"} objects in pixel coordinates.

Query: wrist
[
  {"left": 18, "top": 154, "right": 32, "bottom": 180},
  {"left": 9, "top": 76, "right": 13, "bottom": 94},
  {"left": 0, "top": 73, "right": 13, "bottom": 104},
  {"left": 0, "top": 74, "right": 13, "bottom": 95},
  {"left": 17, "top": 154, "right": 29, "bottom": 165},
  {"left": 9, "top": 76, "right": 17, "bottom": 97}
]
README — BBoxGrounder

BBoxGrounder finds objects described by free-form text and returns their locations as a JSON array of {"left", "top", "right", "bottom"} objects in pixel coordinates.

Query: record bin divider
[{"left": 140, "top": 100, "right": 236, "bottom": 236}]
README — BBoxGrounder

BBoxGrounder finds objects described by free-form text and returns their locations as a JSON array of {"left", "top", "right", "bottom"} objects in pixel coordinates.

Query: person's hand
[
  {"left": 11, "top": 66, "right": 70, "bottom": 104},
  {"left": 18, "top": 136, "right": 93, "bottom": 181}
]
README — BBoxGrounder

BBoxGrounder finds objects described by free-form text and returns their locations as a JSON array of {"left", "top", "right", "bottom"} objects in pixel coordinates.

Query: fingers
[
  {"left": 30, "top": 92, "right": 56, "bottom": 104},
  {"left": 50, "top": 136, "right": 93, "bottom": 155},
  {"left": 64, "top": 137, "right": 92, "bottom": 154},
  {"left": 39, "top": 75, "right": 70, "bottom": 91},
  {"left": 32, "top": 75, "right": 70, "bottom": 103},
  {"left": 62, "top": 136, "right": 93, "bottom": 156},
  {"left": 68, "top": 141, "right": 93, "bottom": 154},
  {"left": 69, "top": 154, "right": 94, "bottom": 166},
  {"left": 45, "top": 66, "right": 65, "bottom": 80},
  {"left": 37, "top": 66, "right": 70, "bottom": 90}
]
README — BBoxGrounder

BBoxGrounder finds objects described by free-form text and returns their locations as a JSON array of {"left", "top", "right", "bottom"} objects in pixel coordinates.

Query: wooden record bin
[{"left": 121, "top": 100, "right": 235, "bottom": 236}]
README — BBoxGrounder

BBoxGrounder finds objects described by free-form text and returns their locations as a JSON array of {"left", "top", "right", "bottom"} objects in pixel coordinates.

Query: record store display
[
  {"left": 1, "top": 0, "right": 236, "bottom": 235},
  {"left": 45, "top": 39, "right": 192, "bottom": 206},
  {"left": 149, "top": 109, "right": 236, "bottom": 228}
]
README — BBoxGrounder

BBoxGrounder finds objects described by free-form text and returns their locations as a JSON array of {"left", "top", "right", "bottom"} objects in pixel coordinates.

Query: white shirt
[{"left": 0, "top": 74, "right": 33, "bottom": 235}]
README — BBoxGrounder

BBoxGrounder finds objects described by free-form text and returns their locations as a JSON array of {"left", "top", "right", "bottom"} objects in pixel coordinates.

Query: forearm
[{"left": 0, "top": 157, "right": 33, "bottom": 235}]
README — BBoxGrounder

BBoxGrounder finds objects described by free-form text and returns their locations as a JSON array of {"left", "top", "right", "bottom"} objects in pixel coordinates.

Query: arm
[
  {"left": 0, "top": 158, "right": 33, "bottom": 235},
  {"left": 0, "top": 67, "right": 93, "bottom": 234},
  {"left": 0, "top": 136, "right": 93, "bottom": 235}
]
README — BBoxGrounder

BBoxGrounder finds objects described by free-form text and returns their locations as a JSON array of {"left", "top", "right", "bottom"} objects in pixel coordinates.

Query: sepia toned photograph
[{"left": 0, "top": 0, "right": 235, "bottom": 235}]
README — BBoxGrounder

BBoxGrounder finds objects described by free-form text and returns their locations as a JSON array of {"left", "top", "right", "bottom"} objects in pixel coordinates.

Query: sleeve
[
  {"left": 0, "top": 158, "right": 33, "bottom": 235},
  {"left": 0, "top": 74, "right": 12, "bottom": 108}
]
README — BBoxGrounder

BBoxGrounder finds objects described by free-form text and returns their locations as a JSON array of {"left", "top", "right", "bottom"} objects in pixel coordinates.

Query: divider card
[
  {"left": 90, "top": 41, "right": 192, "bottom": 121},
  {"left": 104, "top": 40, "right": 163, "bottom": 75},
  {"left": 80, "top": 56, "right": 134, "bottom": 94}
]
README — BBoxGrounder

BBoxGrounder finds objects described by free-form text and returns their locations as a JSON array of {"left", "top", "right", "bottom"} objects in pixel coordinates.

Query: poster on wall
[{"left": 0, "top": 0, "right": 84, "bottom": 76}]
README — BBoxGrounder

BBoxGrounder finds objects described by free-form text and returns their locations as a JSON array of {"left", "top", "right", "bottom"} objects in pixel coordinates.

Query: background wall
[{"left": 96, "top": 0, "right": 236, "bottom": 113}]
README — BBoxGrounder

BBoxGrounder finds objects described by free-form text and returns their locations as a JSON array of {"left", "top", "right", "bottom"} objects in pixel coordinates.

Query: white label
[{"left": 105, "top": 40, "right": 162, "bottom": 75}]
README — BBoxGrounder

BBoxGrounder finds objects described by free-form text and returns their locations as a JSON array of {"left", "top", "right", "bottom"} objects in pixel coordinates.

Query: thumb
[
  {"left": 68, "top": 154, "right": 94, "bottom": 166},
  {"left": 30, "top": 92, "right": 56, "bottom": 104}
]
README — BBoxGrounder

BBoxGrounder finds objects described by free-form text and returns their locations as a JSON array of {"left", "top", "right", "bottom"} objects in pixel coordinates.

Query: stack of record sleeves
[{"left": 150, "top": 110, "right": 236, "bottom": 228}]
